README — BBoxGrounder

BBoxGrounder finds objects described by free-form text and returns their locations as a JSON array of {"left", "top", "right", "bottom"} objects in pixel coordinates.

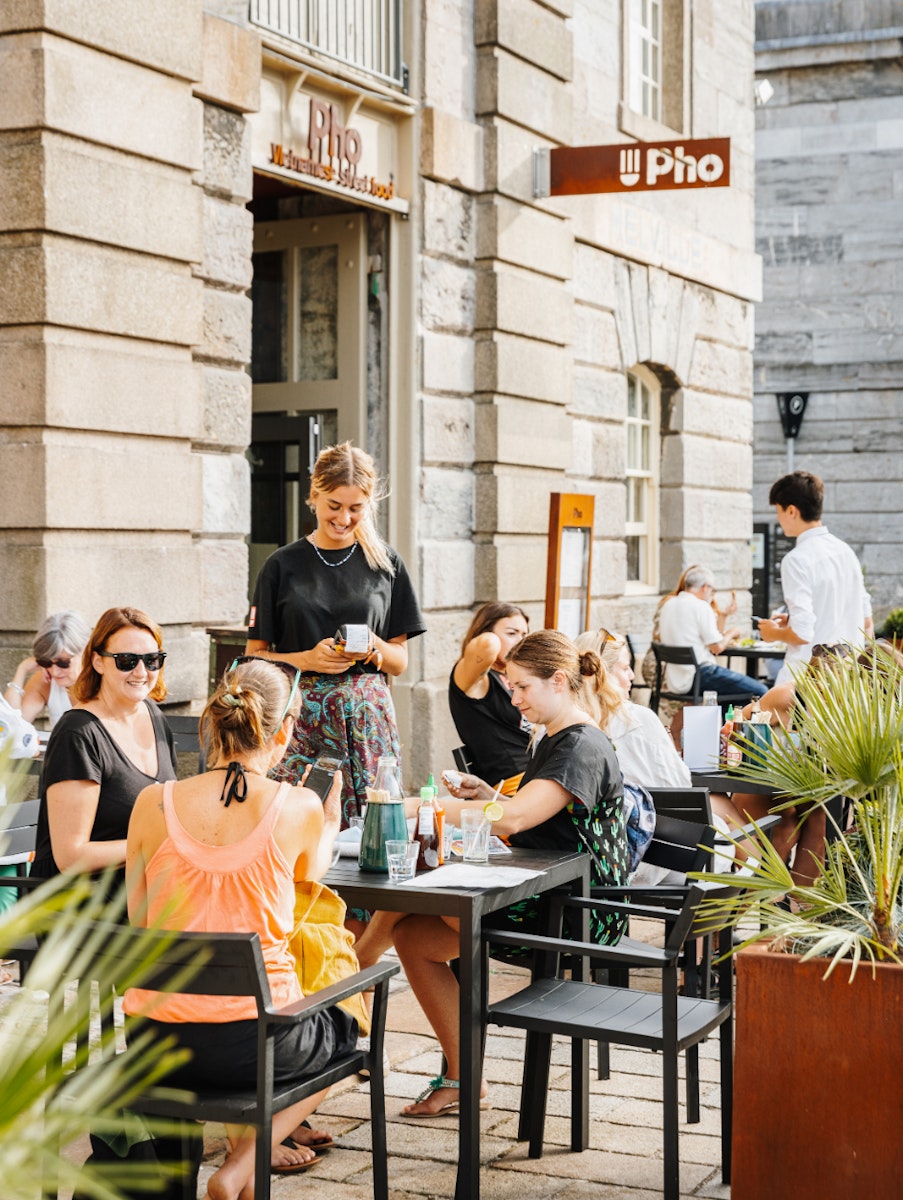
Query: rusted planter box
[{"left": 732, "top": 946, "right": 903, "bottom": 1200}]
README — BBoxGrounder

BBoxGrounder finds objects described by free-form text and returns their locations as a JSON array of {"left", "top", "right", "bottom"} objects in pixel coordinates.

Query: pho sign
[{"left": 534, "top": 138, "right": 731, "bottom": 197}]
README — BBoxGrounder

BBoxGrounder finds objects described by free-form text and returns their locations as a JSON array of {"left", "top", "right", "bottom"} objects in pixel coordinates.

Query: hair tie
[
  {"left": 223, "top": 691, "right": 244, "bottom": 708},
  {"left": 219, "top": 761, "right": 249, "bottom": 807}
]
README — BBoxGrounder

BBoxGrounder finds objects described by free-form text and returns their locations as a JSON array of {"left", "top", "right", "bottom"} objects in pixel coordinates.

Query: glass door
[{"left": 249, "top": 214, "right": 367, "bottom": 590}]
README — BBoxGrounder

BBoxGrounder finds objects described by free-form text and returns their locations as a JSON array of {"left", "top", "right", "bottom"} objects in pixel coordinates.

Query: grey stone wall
[
  {"left": 0, "top": 1, "right": 259, "bottom": 702},
  {"left": 753, "top": 1, "right": 903, "bottom": 620},
  {"left": 412, "top": 0, "right": 761, "bottom": 780}
]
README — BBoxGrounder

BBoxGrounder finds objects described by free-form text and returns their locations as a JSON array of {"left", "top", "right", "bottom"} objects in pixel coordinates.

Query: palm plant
[
  {"left": 695, "top": 643, "right": 903, "bottom": 979},
  {"left": 0, "top": 756, "right": 197, "bottom": 1200}
]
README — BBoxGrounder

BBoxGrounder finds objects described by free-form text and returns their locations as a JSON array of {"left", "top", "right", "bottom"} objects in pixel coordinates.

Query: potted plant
[
  {"left": 0, "top": 753, "right": 194, "bottom": 1200},
  {"left": 878, "top": 606, "right": 903, "bottom": 646},
  {"left": 695, "top": 645, "right": 903, "bottom": 1200}
]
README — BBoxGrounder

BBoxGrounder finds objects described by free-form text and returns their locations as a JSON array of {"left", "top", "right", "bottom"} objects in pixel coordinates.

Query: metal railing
[{"left": 249, "top": 0, "right": 406, "bottom": 90}]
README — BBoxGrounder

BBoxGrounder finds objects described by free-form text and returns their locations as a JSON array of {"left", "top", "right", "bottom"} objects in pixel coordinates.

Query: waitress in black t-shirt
[
  {"left": 448, "top": 601, "right": 531, "bottom": 793},
  {"left": 31, "top": 606, "right": 177, "bottom": 894},
  {"left": 246, "top": 441, "right": 426, "bottom": 828}
]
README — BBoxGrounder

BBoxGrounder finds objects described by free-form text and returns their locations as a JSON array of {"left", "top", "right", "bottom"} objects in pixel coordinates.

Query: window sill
[
  {"left": 618, "top": 103, "right": 685, "bottom": 143},
  {"left": 624, "top": 581, "right": 660, "bottom": 597}
]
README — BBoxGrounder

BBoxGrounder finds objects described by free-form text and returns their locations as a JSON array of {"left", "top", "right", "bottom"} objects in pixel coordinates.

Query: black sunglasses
[
  {"left": 97, "top": 650, "right": 167, "bottom": 672},
  {"left": 811, "top": 643, "right": 852, "bottom": 661},
  {"left": 228, "top": 656, "right": 302, "bottom": 723},
  {"left": 37, "top": 657, "right": 71, "bottom": 670}
]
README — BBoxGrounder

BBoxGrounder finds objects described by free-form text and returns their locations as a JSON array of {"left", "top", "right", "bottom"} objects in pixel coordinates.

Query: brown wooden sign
[{"left": 544, "top": 137, "right": 731, "bottom": 196}]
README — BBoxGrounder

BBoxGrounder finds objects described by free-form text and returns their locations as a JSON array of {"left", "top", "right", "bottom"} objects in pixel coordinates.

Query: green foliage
[
  {"left": 694, "top": 644, "right": 903, "bottom": 980},
  {"left": 0, "top": 757, "right": 198, "bottom": 1200},
  {"left": 879, "top": 608, "right": 903, "bottom": 639}
]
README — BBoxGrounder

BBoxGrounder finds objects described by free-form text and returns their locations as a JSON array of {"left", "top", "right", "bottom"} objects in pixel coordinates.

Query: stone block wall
[
  {"left": 753, "top": 1, "right": 903, "bottom": 619},
  {"left": 412, "top": 0, "right": 761, "bottom": 780},
  {"left": 0, "top": 1, "right": 258, "bottom": 704}
]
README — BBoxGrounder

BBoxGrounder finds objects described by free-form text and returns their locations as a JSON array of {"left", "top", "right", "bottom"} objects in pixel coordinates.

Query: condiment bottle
[
  {"left": 727, "top": 719, "right": 745, "bottom": 769},
  {"left": 719, "top": 705, "right": 735, "bottom": 766},
  {"left": 428, "top": 773, "right": 445, "bottom": 865},
  {"left": 414, "top": 786, "right": 441, "bottom": 870},
  {"left": 358, "top": 755, "right": 409, "bottom": 873}
]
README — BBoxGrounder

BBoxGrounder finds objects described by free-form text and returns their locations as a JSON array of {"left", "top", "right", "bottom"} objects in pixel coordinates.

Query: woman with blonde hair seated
[
  {"left": 575, "top": 627, "right": 746, "bottom": 875},
  {"left": 125, "top": 658, "right": 356, "bottom": 1193}
]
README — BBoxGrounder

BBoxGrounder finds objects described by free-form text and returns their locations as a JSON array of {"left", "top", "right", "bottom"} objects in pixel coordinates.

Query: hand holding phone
[{"left": 304, "top": 756, "right": 343, "bottom": 803}]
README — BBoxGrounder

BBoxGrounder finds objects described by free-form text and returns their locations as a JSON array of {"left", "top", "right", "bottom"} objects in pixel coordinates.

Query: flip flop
[
  {"left": 271, "top": 1147, "right": 323, "bottom": 1175},
  {"left": 402, "top": 1075, "right": 491, "bottom": 1119},
  {"left": 281, "top": 1122, "right": 334, "bottom": 1150}
]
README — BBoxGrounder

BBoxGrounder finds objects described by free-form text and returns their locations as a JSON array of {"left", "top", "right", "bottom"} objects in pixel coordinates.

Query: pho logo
[{"left": 619, "top": 147, "right": 641, "bottom": 187}]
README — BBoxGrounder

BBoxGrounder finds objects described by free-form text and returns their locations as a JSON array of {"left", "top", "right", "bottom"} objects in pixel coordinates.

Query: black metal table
[
  {"left": 690, "top": 771, "right": 780, "bottom": 797},
  {"left": 325, "top": 848, "right": 590, "bottom": 1200},
  {"left": 718, "top": 642, "right": 786, "bottom": 681}
]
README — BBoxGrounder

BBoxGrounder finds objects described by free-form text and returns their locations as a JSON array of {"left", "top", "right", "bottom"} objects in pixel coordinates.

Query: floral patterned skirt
[{"left": 270, "top": 670, "right": 401, "bottom": 829}]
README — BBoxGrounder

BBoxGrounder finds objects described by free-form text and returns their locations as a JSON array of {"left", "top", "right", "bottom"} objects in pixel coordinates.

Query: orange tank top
[{"left": 123, "top": 778, "right": 302, "bottom": 1023}]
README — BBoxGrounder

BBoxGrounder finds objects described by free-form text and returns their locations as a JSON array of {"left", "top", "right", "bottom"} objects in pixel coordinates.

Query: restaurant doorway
[{"left": 249, "top": 212, "right": 368, "bottom": 595}]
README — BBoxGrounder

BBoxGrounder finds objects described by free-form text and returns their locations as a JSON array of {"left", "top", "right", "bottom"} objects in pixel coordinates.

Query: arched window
[{"left": 625, "top": 367, "right": 660, "bottom": 589}]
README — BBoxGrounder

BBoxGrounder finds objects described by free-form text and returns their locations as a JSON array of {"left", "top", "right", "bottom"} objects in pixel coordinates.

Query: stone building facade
[
  {"left": 753, "top": 0, "right": 903, "bottom": 622},
  {"left": 0, "top": 1, "right": 761, "bottom": 782}
]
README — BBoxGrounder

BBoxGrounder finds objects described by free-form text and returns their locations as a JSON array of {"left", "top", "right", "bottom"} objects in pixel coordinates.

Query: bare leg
[
  {"left": 710, "top": 792, "right": 754, "bottom": 863},
  {"left": 207, "top": 1089, "right": 328, "bottom": 1200},
  {"left": 734, "top": 793, "right": 798, "bottom": 865},
  {"left": 393, "top": 914, "right": 488, "bottom": 1116},
  {"left": 790, "top": 804, "right": 825, "bottom": 888},
  {"left": 354, "top": 909, "right": 406, "bottom": 969}
]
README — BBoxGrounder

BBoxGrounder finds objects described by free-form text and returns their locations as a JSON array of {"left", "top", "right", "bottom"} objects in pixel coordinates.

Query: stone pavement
[{"left": 195, "top": 947, "right": 732, "bottom": 1200}]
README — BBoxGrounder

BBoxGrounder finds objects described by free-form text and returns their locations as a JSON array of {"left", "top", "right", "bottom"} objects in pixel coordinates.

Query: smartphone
[
  {"left": 751, "top": 616, "right": 762, "bottom": 628},
  {"left": 305, "top": 756, "right": 343, "bottom": 802}
]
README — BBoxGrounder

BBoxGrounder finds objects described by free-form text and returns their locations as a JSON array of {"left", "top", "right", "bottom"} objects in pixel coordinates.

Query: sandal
[{"left": 402, "top": 1075, "right": 490, "bottom": 1118}]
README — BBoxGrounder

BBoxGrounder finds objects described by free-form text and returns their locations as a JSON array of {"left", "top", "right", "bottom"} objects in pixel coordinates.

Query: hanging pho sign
[{"left": 534, "top": 138, "right": 731, "bottom": 197}]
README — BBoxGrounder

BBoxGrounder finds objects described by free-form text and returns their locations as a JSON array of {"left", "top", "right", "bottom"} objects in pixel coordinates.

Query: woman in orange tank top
[{"left": 125, "top": 658, "right": 353, "bottom": 1198}]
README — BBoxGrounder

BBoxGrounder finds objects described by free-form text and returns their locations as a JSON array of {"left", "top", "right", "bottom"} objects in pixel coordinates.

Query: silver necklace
[{"left": 310, "top": 537, "right": 358, "bottom": 568}]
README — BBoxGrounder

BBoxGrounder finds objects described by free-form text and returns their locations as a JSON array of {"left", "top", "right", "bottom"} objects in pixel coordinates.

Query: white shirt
[
  {"left": 607, "top": 702, "right": 692, "bottom": 789},
  {"left": 657, "top": 591, "right": 722, "bottom": 692},
  {"left": 776, "top": 525, "right": 872, "bottom": 685}
]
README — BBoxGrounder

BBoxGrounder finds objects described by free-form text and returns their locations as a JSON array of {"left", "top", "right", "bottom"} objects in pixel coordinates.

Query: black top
[
  {"left": 32, "top": 701, "right": 178, "bottom": 883},
  {"left": 510, "top": 723, "right": 628, "bottom": 945},
  {"left": 248, "top": 538, "right": 426, "bottom": 667},
  {"left": 447, "top": 667, "right": 531, "bottom": 782}
]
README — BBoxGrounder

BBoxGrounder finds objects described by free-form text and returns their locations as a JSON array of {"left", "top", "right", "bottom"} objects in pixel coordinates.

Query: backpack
[{"left": 623, "top": 782, "right": 656, "bottom": 873}]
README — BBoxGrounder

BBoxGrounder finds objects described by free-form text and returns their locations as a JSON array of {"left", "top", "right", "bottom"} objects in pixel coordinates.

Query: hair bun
[
  {"left": 223, "top": 692, "right": 245, "bottom": 709},
  {"left": 579, "top": 650, "right": 600, "bottom": 676}
]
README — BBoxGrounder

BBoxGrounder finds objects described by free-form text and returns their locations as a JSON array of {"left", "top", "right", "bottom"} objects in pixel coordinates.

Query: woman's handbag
[{"left": 289, "top": 880, "right": 371, "bottom": 1035}]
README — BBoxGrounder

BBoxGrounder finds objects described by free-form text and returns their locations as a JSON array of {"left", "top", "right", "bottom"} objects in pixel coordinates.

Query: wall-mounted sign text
[
  {"left": 534, "top": 138, "right": 731, "bottom": 197},
  {"left": 269, "top": 98, "right": 396, "bottom": 201}
]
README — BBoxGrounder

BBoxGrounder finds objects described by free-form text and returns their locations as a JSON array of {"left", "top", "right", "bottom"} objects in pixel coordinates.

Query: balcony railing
[{"left": 249, "top": 0, "right": 406, "bottom": 91}]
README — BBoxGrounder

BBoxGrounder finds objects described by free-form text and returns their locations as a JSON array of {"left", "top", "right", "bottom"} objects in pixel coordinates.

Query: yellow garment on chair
[{"left": 289, "top": 880, "right": 371, "bottom": 1036}]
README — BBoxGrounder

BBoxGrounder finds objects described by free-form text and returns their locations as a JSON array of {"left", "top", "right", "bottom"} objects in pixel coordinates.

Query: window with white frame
[
  {"left": 629, "top": 0, "right": 662, "bottom": 124},
  {"left": 625, "top": 369, "right": 659, "bottom": 587},
  {"left": 622, "top": 0, "right": 689, "bottom": 138}
]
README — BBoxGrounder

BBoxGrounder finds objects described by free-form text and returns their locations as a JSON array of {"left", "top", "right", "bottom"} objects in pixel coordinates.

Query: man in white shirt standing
[
  {"left": 758, "top": 471, "right": 873, "bottom": 683},
  {"left": 658, "top": 565, "right": 767, "bottom": 700}
]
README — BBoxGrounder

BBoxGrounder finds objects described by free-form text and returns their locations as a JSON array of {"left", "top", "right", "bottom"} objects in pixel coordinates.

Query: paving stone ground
[{"left": 1, "top": 917, "right": 732, "bottom": 1199}]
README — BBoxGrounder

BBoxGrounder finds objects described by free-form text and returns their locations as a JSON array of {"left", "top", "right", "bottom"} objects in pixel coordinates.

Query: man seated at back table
[{"left": 658, "top": 565, "right": 767, "bottom": 704}]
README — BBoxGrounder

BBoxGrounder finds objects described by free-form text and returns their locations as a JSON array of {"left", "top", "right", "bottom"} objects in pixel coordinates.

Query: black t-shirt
[
  {"left": 510, "top": 723, "right": 628, "bottom": 884},
  {"left": 248, "top": 538, "right": 426, "bottom": 665},
  {"left": 32, "top": 701, "right": 178, "bottom": 882},
  {"left": 447, "top": 668, "right": 531, "bottom": 782}
]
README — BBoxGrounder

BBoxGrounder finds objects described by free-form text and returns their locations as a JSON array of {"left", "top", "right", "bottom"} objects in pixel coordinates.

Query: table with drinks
[{"left": 327, "top": 762, "right": 590, "bottom": 1200}]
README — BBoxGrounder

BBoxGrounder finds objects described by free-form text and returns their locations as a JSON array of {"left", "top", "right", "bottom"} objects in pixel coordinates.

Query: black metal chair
[
  {"left": 65, "top": 922, "right": 398, "bottom": 1200},
  {"left": 0, "top": 797, "right": 42, "bottom": 979},
  {"left": 452, "top": 745, "right": 473, "bottom": 774},
  {"left": 485, "top": 885, "right": 734, "bottom": 1200},
  {"left": 649, "top": 643, "right": 750, "bottom": 715}
]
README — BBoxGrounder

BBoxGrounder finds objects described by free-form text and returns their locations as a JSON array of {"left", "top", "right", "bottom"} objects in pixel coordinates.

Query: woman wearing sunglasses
[
  {"left": 245, "top": 441, "right": 425, "bottom": 828},
  {"left": 3, "top": 609, "right": 91, "bottom": 729},
  {"left": 30, "top": 606, "right": 177, "bottom": 893}
]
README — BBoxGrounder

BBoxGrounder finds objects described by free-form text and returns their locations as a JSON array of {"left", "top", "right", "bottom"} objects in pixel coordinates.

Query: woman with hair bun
[
  {"left": 125, "top": 657, "right": 355, "bottom": 1191},
  {"left": 245, "top": 441, "right": 426, "bottom": 827},
  {"left": 389, "top": 630, "right": 628, "bottom": 1117}
]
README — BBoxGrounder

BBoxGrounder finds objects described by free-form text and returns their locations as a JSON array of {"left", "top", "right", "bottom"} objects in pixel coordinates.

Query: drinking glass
[
  {"left": 461, "top": 811, "right": 490, "bottom": 863},
  {"left": 442, "top": 823, "right": 455, "bottom": 861},
  {"left": 386, "top": 840, "right": 418, "bottom": 883}
]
